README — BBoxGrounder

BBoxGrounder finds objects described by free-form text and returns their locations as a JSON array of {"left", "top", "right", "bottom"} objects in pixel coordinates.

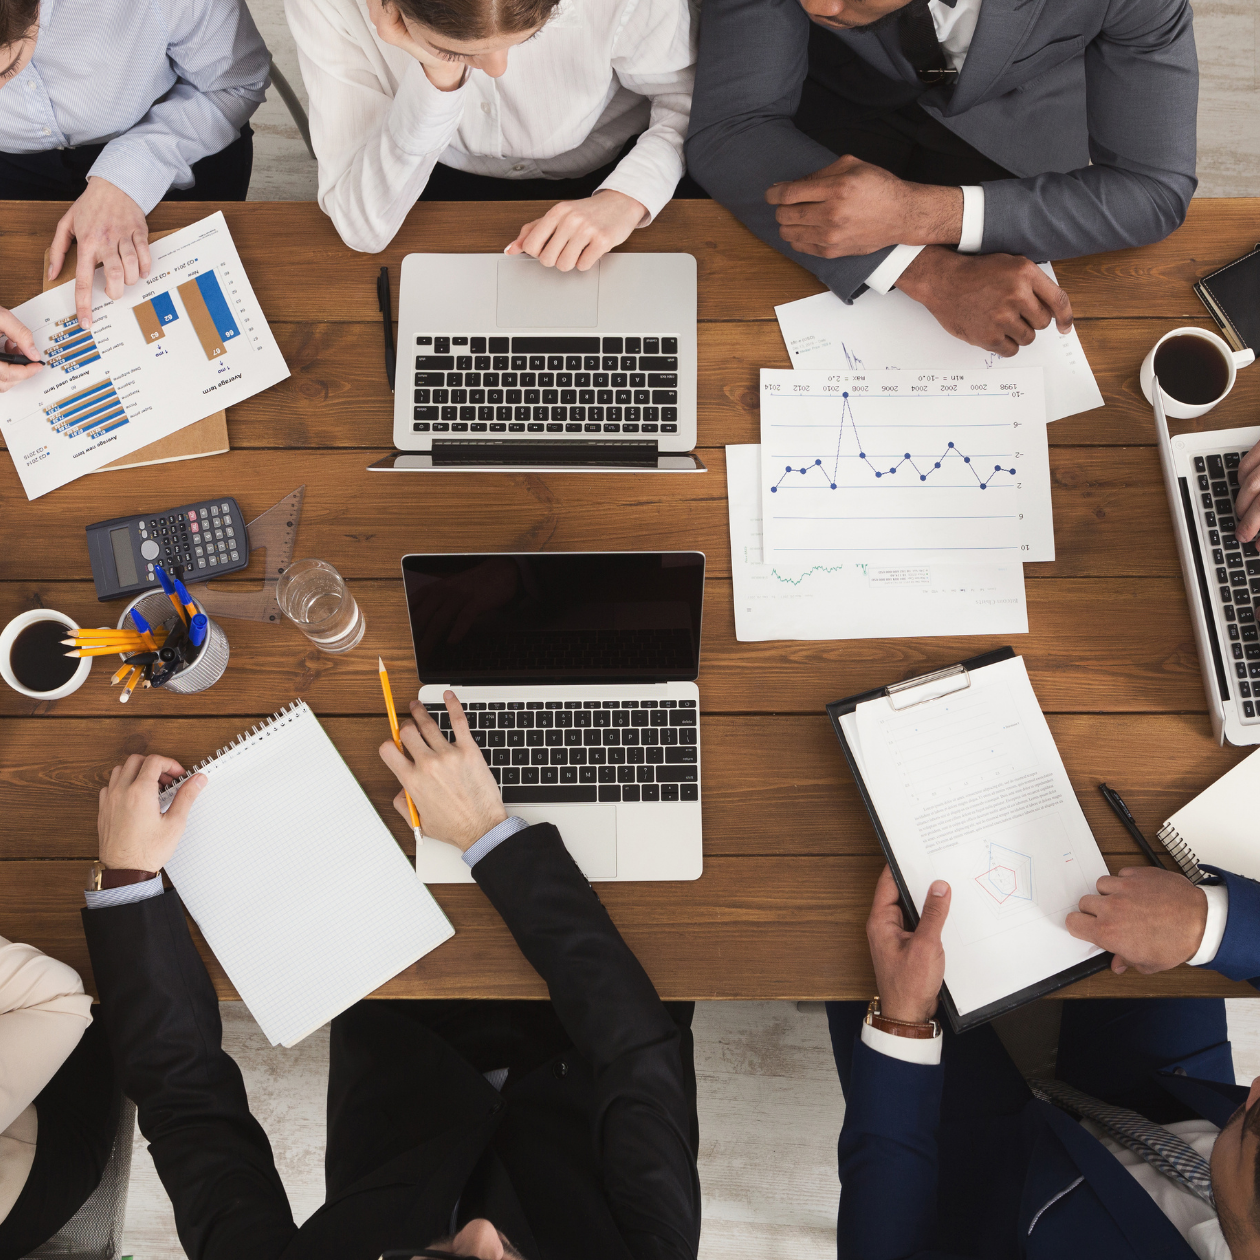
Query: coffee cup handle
[{"left": 1235, "top": 348, "right": 1256, "bottom": 369}]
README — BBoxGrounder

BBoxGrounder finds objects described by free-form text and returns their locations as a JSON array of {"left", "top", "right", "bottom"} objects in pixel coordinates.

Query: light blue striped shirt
[{"left": 0, "top": 0, "right": 270, "bottom": 212}]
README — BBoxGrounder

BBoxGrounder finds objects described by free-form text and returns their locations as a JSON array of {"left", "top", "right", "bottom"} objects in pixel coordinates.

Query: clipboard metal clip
[{"left": 887, "top": 664, "right": 970, "bottom": 712}]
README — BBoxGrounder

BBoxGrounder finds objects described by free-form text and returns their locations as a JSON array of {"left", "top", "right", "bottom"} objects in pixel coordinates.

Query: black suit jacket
[{"left": 82, "top": 823, "right": 701, "bottom": 1260}]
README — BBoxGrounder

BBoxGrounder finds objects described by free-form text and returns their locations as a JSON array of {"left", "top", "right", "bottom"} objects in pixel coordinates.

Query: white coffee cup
[
  {"left": 0, "top": 609, "right": 93, "bottom": 700},
  {"left": 1140, "top": 326, "right": 1255, "bottom": 420}
]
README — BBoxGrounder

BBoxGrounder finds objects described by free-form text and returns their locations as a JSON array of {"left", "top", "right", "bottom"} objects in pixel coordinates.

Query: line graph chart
[
  {"left": 769, "top": 391, "right": 1016, "bottom": 492},
  {"left": 759, "top": 368, "right": 1050, "bottom": 566}
]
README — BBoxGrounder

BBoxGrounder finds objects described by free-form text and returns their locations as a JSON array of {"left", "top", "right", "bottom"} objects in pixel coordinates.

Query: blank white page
[
  {"left": 1163, "top": 747, "right": 1260, "bottom": 880},
  {"left": 162, "top": 702, "right": 453, "bottom": 1046}
]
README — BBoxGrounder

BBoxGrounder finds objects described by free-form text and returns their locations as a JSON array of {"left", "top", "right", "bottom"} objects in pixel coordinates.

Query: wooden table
[{"left": 3, "top": 198, "right": 1260, "bottom": 1003}]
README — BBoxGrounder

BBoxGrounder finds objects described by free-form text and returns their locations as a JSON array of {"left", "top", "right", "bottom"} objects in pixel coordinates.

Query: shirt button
[
  {"left": 481, "top": 101, "right": 491, "bottom": 114},
  {"left": 552, "top": 1060, "right": 568, "bottom": 1079},
  {"left": 513, "top": 164, "right": 526, "bottom": 172},
  {"left": 41, "top": 127, "right": 50, "bottom": 135}
]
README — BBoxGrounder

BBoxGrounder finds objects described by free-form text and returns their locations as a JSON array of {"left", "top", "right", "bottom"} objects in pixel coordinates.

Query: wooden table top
[{"left": 3, "top": 197, "right": 1260, "bottom": 1004}]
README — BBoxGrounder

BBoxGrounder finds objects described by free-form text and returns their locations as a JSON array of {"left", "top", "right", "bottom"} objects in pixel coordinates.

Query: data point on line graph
[
  {"left": 770, "top": 486, "right": 777, "bottom": 492},
  {"left": 842, "top": 391, "right": 848, "bottom": 398},
  {"left": 920, "top": 475, "right": 926, "bottom": 481},
  {"left": 784, "top": 465, "right": 791, "bottom": 471},
  {"left": 859, "top": 452, "right": 866, "bottom": 459},
  {"left": 981, "top": 483, "right": 987, "bottom": 489},
  {"left": 935, "top": 462, "right": 941, "bottom": 468},
  {"left": 904, "top": 452, "right": 910, "bottom": 459},
  {"left": 875, "top": 471, "right": 882, "bottom": 477},
  {"left": 964, "top": 456, "right": 970, "bottom": 463},
  {"left": 830, "top": 483, "right": 836, "bottom": 489},
  {"left": 815, "top": 459, "right": 822, "bottom": 465},
  {"left": 994, "top": 465, "right": 1001, "bottom": 471},
  {"left": 948, "top": 442, "right": 955, "bottom": 448}
]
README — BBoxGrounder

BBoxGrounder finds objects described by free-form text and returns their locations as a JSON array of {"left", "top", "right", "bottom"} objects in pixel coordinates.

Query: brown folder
[{"left": 41, "top": 230, "right": 230, "bottom": 471}]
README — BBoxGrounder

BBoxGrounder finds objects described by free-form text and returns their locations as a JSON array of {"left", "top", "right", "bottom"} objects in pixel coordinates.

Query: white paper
[
  {"left": 726, "top": 444, "right": 1027, "bottom": 639},
  {"left": 1163, "top": 747, "right": 1260, "bottom": 880},
  {"left": 844, "top": 656, "right": 1108, "bottom": 1019},
  {"left": 775, "top": 262, "right": 1103, "bottom": 424},
  {"left": 162, "top": 703, "right": 454, "bottom": 1047},
  {"left": 1, "top": 212, "right": 289, "bottom": 499},
  {"left": 759, "top": 368, "right": 1054, "bottom": 564}
]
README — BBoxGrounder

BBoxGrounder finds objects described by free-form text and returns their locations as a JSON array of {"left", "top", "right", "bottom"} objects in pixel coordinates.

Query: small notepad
[
  {"left": 1158, "top": 748, "right": 1260, "bottom": 884},
  {"left": 161, "top": 702, "right": 454, "bottom": 1046}
]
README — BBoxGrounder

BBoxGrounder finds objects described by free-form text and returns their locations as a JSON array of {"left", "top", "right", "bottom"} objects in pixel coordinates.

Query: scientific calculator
[{"left": 86, "top": 498, "right": 248, "bottom": 601}]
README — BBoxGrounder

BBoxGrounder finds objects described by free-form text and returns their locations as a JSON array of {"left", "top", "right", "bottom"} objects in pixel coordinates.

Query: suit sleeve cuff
[
  {"left": 860, "top": 1019, "right": 943, "bottom": 1066},
  {"left": 865, "top": 244, "right": 925, "bottom": 295},
  {"left": 1188, "top": 882, "right": 1229, "bottom": 966},
  {"left": 462, "top": 814, "right": 530, "bottom": 869},
  {"left": 84, "top": 873, "right": 165, "bottom": 909},
  {"left": 957, "top": 185, "right": 984, "bottom": 253}
]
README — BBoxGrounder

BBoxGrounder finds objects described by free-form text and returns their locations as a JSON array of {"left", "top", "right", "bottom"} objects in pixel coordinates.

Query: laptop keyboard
[
  {"left": 424, "top": 698, "right": 699, "bottom": 804},
  {"left": 1192, "top": 451, "right": 1260, "bottom": 722},
  {"left": 411, "top": 335, "right": 681, "bottom": 438}
]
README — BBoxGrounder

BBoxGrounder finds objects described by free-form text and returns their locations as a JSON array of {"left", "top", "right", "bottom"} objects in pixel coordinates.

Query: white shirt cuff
[
  {"left": 1188, "top": 883, "right": 1230, "bottom": 966},
  {"left": 958, "top": 185, "right": 985, "bottom": 253},
  {"left": 84, "top": 873, "right": 165, "bottom": 909},
  {"left": 860, "top": 1019, "right": 944, "bottom": 1066},
  {"left": 865, "top": 244, "right": 925, "bottom": 295}
]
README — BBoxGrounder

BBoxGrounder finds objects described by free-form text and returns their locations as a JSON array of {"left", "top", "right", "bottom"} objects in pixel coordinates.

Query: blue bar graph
[
  {"left": 43, "top": 378, "right": 128, "bottom": 440},
  {"left": 195, "top": 271, "right": 240, "bottom": 344}
]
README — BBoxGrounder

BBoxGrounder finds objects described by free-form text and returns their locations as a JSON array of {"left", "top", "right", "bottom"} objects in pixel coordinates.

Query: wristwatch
[
  {"left": 865, "top": 995, "right": 940, "bottom": 1040},
  {"left": 86, "top": 861, "right": 158, "bottom": 892}
]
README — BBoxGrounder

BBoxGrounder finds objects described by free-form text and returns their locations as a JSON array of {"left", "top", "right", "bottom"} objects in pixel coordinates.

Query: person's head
[
  {"left": 387, "top": 0, "right": 559, "bottom": 77},
  {"left": 796, "top": 0, "right": 914, "bottom": 35},
  {"left": 394, "top": 1219, "right": 527, "bottom": 1259},
  {"left": 1212, "top": 1075, "right": 1260, "bottom": 1258},
  {"left": 0, "top": 0, "right": 38, "bottom": 87}
]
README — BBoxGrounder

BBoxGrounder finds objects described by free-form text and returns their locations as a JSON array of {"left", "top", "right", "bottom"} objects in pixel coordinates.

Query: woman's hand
[
  {"left": 366, "top": 0, "right": 466, "bottom": 90},
  {"left": 505, "top": 190, "right": 647, "bottom": 271}
]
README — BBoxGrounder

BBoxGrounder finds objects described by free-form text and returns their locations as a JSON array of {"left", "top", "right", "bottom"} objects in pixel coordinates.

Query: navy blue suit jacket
[{"left": 838, "top": 868, "right": 1260, "bottom": 1260}]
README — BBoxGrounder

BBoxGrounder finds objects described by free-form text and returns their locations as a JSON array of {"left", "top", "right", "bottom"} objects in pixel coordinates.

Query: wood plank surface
[{"left": 2, "top": 199, "right": 1258, "bottom": 323}]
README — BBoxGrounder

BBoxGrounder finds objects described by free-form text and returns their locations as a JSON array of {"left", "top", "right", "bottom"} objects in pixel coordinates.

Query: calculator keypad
[{"left": 139, "top": 501, "right": 242, "bottom": 579}]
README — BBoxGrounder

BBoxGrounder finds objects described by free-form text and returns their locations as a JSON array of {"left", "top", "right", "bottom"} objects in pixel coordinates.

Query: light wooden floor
[{"left": 114, "top": 3, "right": 1260, "bottom": 1255}]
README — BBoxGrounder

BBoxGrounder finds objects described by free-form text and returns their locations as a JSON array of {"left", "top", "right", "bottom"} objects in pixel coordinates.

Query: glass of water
[{"left": 276, "top": 559, "right": 366, "bottom": 654}]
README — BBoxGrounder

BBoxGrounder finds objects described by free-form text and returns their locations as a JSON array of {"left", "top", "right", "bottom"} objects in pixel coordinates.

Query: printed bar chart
[
  {"left": 42, "top": 379, "right": 127, "bottom": 439},
  {"left": 45, "top": 317, "right": 101, "bottom": 372},
  {"left": 133, "top": 291, "right": 179, "bottom": 343},
  {"left": 176, "top": 271, "right": 239, "bottom": 360}
]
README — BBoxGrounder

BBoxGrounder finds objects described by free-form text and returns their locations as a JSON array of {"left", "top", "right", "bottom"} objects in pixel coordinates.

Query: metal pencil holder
[{"left": 117, "top": 591, "right": 229, "bottom": 695}]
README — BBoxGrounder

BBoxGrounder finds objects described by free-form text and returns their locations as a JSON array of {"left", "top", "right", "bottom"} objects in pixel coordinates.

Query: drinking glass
[{"left": 276, "top": 559, "right": 366, "bottom": 653}]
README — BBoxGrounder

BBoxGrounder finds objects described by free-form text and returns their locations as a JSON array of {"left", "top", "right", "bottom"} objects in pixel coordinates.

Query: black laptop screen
[{"left": 401, "top": 552, "right": 705, "bottom": 685}]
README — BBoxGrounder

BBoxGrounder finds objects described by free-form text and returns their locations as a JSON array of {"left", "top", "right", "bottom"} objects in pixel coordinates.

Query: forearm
[
  {"left": 81, "top": 893, "right": 295, "bottom": 1260},
  {"left": 597, "top": 88, "right": 692, "bottom": 225},
  {"left": 309, "top": 60, "right": 463, "bottom": 254}
]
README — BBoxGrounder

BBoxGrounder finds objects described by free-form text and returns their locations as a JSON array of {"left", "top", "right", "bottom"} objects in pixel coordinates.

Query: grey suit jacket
[{"left": 685, "top": 0, "right": 1199, "bottom": 302}]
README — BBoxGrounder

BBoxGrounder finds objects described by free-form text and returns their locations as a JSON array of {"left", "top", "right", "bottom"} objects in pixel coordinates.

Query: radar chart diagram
[{"left": 974, "top": 842, "right": 1034, "bottom": 914}]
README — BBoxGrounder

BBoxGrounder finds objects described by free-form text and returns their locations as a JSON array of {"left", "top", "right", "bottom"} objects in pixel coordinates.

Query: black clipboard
[{"left": 826, "top": 647, "right": 1111, "bottom": 1034}]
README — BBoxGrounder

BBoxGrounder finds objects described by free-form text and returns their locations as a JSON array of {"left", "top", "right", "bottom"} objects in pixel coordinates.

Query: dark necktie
[{"left": 896, "top": 0, "right": 958, "bottom": 87}]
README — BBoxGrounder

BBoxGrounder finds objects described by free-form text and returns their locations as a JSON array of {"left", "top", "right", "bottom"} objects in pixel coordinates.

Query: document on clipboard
[{"left": 828, "top": 650, "right": 1111, "bottom": 1031}]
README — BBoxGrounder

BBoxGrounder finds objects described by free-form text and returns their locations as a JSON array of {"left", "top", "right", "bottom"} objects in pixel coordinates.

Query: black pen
[
  {"left": 1098, "top": 783, "right": 1168, "bottom": 870},
  {"left": 377, "top": 265, "right": 396, "bottom": 391},
  {"left": 0, "top": 352, "right": 44, "bottom": 366}
]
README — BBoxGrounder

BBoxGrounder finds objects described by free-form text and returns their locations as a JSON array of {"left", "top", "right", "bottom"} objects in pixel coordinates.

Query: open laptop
[
  {"left": 402, "top": 551, "right": 705, "bottom": 881},
  {"left": 369, "top": 253, "right": 704, "bottom": 475},
  {"left": 1155, "top": 379, "right": 1260, "bottom": 745}
]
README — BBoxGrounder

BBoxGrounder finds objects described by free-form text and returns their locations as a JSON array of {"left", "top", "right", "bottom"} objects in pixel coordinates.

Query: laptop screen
[{"left": 400, "top": 552, "right": 705, "bottom": 685}]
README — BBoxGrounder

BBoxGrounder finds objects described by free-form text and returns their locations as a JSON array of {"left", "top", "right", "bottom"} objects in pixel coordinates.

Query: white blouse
[
  {"left": 286, "top": 0, "right": 696, "bottom": 253},
  {"left": 0, "top": 938, "right": 93, "bottom": 1223}
]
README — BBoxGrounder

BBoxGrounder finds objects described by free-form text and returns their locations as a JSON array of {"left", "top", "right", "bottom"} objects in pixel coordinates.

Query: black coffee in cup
[
  {"left": 1154, "top": 335, "right": 1229, "bottom": 406},
  {"left": 10, "top": 619, "right": 77, "bottom": 692}
]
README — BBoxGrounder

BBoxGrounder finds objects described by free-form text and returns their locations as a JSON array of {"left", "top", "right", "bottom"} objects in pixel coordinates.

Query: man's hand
[
  {"left": 0, "top": 307, "right": 43, "bottom": 393},
  {"left": 1234, "top": 440, "right": 1260, "bottom": 543},
  {"left": 1066, "top": 866, "right": 1208, "bottom": 975},
  {"left": 765, "top": 155, "right": 962, "bottom": 259},
  {"left": 48, "top": 177, "right": 151, "bottom": 329},
  {"left": 505, "top": 191, "right": 647, "bottom": 272},
  {"left": 378, "top": 692, "right": 508, "bottom": 851},
  {"left": 98, "top": 755, "right": 207, "bottom": 872},
  {"left": 866, "top": 865, "right": 951, "bottom": 1023},
  {"left": 896, "top": 247, "right": 1073, "bottom": 357}
]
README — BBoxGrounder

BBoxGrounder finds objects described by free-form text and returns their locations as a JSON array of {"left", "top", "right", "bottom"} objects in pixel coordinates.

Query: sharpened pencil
[
  {"left": 120, "top": 668, "right": 142, "bottom": 703},
  {"left": 378, "top": 656, "right": 423, "bottom": 847}
]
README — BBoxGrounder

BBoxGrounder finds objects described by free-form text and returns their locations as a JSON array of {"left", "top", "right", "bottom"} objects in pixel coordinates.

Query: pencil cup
[{"left": 118, "top": 591, "right": 229, "bottom": 695}]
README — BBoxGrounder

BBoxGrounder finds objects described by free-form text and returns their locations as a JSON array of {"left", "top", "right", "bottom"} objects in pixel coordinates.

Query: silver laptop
[
  {"left": 1155, "top": 380, "right": 1260, "bottom": 745},
  {"left": 402, "top": 551, "right": 705, "bottom": 882},
  {"left": 370, "top": 254, "right": 704, "bottom": 474}
]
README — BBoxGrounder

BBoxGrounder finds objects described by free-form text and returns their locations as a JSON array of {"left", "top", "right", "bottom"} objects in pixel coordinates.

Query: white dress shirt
[
  {"left": 0, "top": 938, "right": 94, "bottom": 1224},
  {"left": 0, "top": 0, "right": 269, "bottom": 213},
  {"left": 285, "top": 0, "right": 696, "bottom": 254},
  {"left": 864, "top": 0, "right": 986, "bottom": 295}
]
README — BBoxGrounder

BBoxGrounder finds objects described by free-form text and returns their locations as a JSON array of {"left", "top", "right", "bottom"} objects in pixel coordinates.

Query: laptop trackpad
[
  {"left": 497, "top": 257, "right": 599, "bottom": 328},
  {"left": 507, "top": 805, "right": 617, "bottom": 879}
]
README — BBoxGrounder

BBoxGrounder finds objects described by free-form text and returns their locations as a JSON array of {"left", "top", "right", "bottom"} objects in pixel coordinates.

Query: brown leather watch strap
[
  {"left": 865, "top": 995, "right": 939, "bottom": 1040},
  {"left": 97, "top": 866, "right": 158, "bottom": 890}
]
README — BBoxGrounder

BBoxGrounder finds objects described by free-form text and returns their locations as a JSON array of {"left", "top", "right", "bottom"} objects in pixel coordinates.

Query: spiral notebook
[
  {"left": 160, "top": 701, "right": 454, "bottom": 1047},
  {"left": 1157, "top": 749, "right": 1260, "bottom": 885}
]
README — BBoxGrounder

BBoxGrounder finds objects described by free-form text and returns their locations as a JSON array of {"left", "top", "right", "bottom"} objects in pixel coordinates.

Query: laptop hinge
[{"left": 430, "top": 439, "right": 659, "bottom": 468}]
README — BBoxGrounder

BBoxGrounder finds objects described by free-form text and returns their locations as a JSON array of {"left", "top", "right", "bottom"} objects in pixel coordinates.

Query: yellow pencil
[
  {"left": 63, "top": 636, "right": 148, "bottom": 648},
  {"left": 119, "top": 668, "right": 142, "bottom": 703},
  {"left": 66, "top": 646, "right": 150, "bottom": 658},
  {"left": 378, "top": 656, "right": 422, "bottom": 847},
  {"left": 67, "top": 626, "right": 158, "bottom": 638},
  {"left": 110, "top": 661, "right": 135, "bottom": 685}
]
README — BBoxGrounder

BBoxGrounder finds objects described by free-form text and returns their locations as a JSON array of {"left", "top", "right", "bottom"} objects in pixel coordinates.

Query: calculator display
[{"left": 110, "top": 527, "right": 139, "bottom": 588}]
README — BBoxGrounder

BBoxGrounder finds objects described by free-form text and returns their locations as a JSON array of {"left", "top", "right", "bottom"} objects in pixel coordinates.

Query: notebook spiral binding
[
  {"left": 1154, "top": 823, "right": 1207, "bottom": 886},
  {"left": 160, "top": 700, "right": 308, "bottom": 798}
]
